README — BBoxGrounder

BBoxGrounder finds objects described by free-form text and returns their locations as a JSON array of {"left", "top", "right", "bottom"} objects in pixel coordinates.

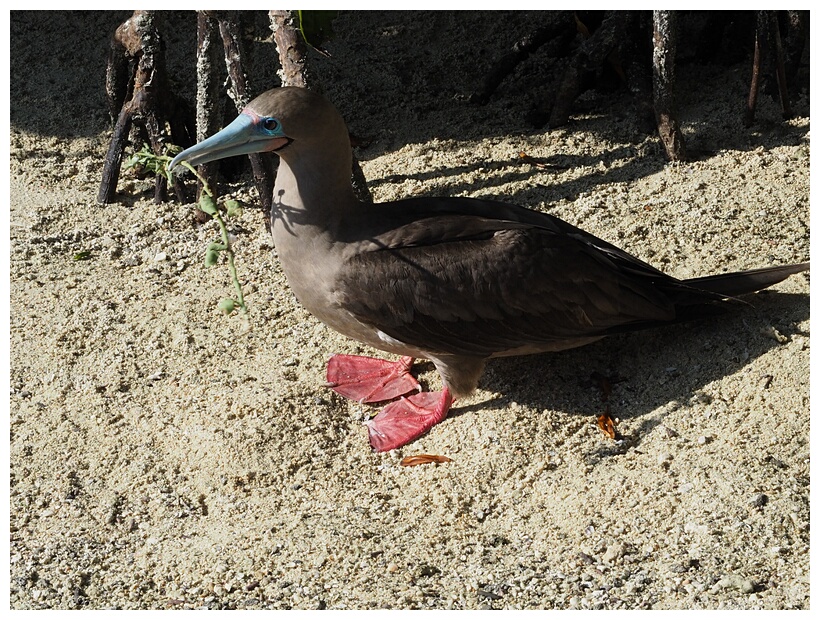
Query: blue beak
[{"left": 169, "top": 113, "right": 286, "bottom": 173}]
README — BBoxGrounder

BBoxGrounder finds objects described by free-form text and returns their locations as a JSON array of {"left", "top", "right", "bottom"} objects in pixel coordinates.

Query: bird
[{"left": 170, "top": 86, "right": 809, "bottom": 452}]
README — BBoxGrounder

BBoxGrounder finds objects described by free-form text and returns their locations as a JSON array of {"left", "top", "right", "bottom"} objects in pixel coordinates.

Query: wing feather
[{"left": 334, "top": 217, "right": 679, "bottom": 358}]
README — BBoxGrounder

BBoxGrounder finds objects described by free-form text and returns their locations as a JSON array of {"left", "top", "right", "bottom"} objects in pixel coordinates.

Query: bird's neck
[
  {"left": 268, "top": 144, "right": 363, "bottom": 327},
  {"left": 272, "top": 145, "right": 359, "bottom": 234}
]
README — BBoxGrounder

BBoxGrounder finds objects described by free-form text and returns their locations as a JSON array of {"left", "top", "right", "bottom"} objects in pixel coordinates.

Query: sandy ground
[{"left": 7, "top": 11, "right": 810, "bottom": 610}]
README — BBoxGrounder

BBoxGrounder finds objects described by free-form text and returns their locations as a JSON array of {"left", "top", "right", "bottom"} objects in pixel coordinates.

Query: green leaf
[
  {"left": 218, "top": 298, "right": 237, "bottom": 315},
  {"left": 123, "top": 145, "right": 173, "bottom": 181},
  {"left": 73, "top": 250, "right": 92, "bottom": 261},
  {"left": 224, "top": 199, "right": 243, "bottom": 219},
  {"left": 204, "top": 249, "right": 219, "bottom": 267},
  {"left": 199, "top": 194, "right": 218, "bottom": 216},
  {"left": 123, "top": 154, "right": 141, "bottom": 170},
  {"left": 297, "top": 10, "right": 337, "bottom": 52}
]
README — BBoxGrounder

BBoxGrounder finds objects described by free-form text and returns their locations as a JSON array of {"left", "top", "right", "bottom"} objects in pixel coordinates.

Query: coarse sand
[{"left": 8, "top": 11, "right": 810, "bottom": 609}]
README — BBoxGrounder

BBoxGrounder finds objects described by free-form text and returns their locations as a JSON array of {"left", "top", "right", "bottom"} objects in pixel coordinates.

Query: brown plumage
[{"left": 170, "top": 87, "right": 809, "bottom": 452}]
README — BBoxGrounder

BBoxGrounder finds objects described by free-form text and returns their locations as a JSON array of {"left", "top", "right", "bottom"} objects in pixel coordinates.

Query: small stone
[
  {"left": 684, "top": 522, "right": 708, "bottom": 535},
  {"left": 603, "top": 542, "right": 623, "bottom": 564},
  {"left": 697, "top": 436, "right": 709, "bottom": 445},
  {"left": 577, "top": 552, "right": 595, "bottom": 565},
  {"left": 154, "top": 251, "right": 168, "bottom": 262},
  {"left": 749, "top": 493, "right": 768, "bottom": 509},
  {"left": 712, "top": 574, "right": 756, "bottom": 594},
  {"left": 760, "top": 325, "right": 788, "bottom": 343},
  {"left": 693, "top": 392, "right": 713, "bottom": 405},
  {"left": 660, "top": 425, "right": 678, "bottom": 438}
]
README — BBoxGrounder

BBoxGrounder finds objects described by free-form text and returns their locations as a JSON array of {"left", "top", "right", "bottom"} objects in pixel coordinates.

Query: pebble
[
  {"left": 661, "top": 425, "right": 679, "bottom": 438},
  {"left": 154, "top": 251, "right": 168, "bottom": 262},
  {"left": 760, "top": 325, "right": 788, "bottom": 343},
  {"left": 684, "top": 522, "right": 709, "bottom": 535},
  {"left": 603, "top": 542, "right": 623, "bottom": 564},
  {"left": 748, "top": 493, "right": 768, "bottom": 509},
  {"left": 711, "top": 574, "right": 756, "bottom": 594}
]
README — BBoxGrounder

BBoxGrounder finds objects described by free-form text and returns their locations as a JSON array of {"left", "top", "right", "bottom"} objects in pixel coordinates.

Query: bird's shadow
[{"left": 442, "top": 290, "right": 808, "bottom": 449}]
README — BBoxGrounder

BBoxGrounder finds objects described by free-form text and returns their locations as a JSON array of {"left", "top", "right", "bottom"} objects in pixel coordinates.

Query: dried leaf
[
  {"left": 574, "top": 13, "right": 591, "bottom": 38},
  {"left": 597, "top": 406, "right": 618, "bottom": 440},
  {"left": 517, "top": 151, "right": 558, "bottom": 171},
  {"left": 400, "top": 454, "right": 452, "bottom": 467}
]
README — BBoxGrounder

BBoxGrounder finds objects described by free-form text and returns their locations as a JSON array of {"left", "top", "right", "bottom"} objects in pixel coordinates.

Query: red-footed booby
[{"left": 170, "top": 87, "right": 809, "bottom": 452}]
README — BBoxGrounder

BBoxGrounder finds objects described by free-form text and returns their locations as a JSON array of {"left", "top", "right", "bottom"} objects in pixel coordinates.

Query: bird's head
[{"left": 169, "top": 87, "right": 347, "bottom": 172}]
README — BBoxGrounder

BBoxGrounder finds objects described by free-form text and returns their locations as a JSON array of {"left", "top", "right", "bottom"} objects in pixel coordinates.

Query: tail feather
[
  {"left": 682, "top": 262, "right": 809, "bottom": 298},
  {"left": 598, "top": 262, "right": 807, "bottom": 337}
]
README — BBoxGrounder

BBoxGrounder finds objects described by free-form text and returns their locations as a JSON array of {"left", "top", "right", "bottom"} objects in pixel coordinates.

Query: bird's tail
[
  {"left": 599, "top": 262, "right": 807, "bottom": 336},
  {"left": 681, "top": 262, "right": 809, "bottom": 298}
]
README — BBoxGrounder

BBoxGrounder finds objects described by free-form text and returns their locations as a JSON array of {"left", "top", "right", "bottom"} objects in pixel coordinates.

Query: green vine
[{"left": 124, "top": 146, "right": 248, "bottom": 316}]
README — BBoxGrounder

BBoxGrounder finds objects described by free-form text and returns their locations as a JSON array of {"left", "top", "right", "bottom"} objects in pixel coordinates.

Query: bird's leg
[
  {"left": 325, "top": 354, "right": 420, "bottom": 403},
  {"left": 366, "top": 388, "right": 454, "bottom": 452}
]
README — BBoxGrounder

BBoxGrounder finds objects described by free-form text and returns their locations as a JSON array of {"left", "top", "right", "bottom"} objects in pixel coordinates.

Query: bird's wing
[{"left": 333, "top": 212, "right": 682, "bottom": 358}]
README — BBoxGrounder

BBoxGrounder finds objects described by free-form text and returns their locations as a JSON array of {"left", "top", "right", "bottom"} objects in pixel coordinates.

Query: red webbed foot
[
  {"left": 326, "top": 354, "right": 420, "bottom": 403},
  {"left": 366, "top": 388, "right": 453, "bottom": 452}
]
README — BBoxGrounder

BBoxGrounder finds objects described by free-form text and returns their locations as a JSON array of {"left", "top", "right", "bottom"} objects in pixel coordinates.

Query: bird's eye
[{"left": 262, "top": 118, "right": 280, "bottom": 132}]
